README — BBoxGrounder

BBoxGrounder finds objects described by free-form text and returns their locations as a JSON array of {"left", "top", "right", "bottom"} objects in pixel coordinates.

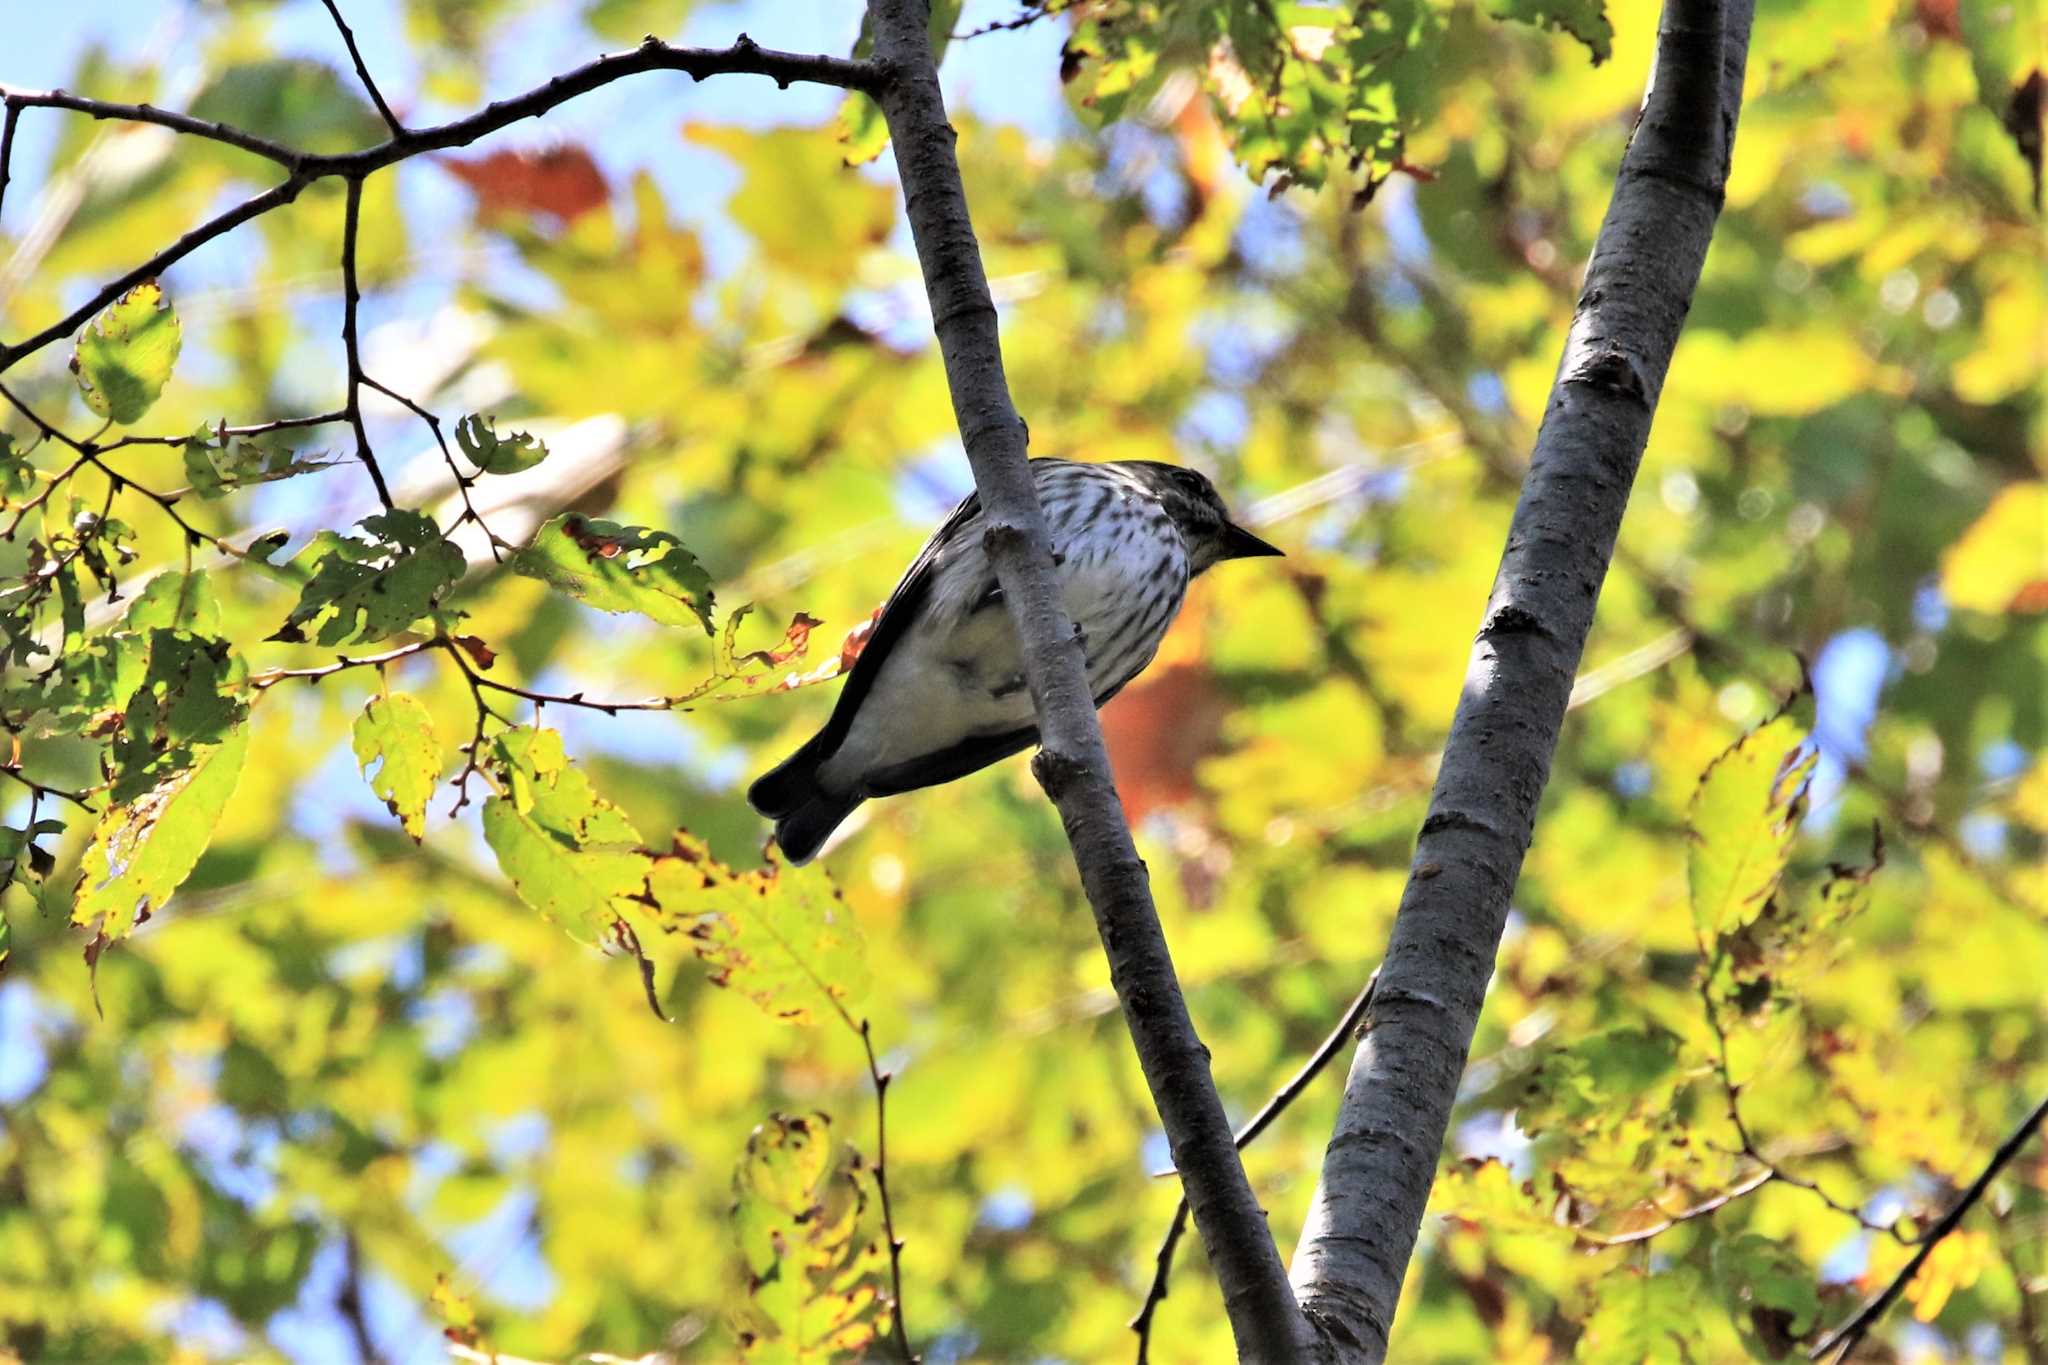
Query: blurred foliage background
[{"left": 0, "top": 0, "right": 2041, "bottom": 1361}]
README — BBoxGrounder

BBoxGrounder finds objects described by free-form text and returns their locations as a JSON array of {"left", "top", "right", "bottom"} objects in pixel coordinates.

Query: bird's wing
[{"left": 807, "top": 486, "right": 986, "bottom": 764}]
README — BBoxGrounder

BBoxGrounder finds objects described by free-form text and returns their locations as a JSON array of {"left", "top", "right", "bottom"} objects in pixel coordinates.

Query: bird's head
[{"left": 1127, "top": 461, "right": 1282, "bottom": 572}]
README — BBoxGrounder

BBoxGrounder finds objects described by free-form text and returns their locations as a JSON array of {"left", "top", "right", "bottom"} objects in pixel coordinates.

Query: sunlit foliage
[{"left": 0, "top": 0, "right": 2039, "bottom": 1361}]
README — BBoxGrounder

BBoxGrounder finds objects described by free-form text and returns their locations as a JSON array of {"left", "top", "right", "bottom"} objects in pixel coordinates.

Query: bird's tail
[{"left": 747, "top": 737, "right": 863, "bottom": 865}]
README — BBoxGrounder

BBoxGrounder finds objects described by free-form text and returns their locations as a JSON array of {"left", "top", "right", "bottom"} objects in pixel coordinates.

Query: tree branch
[
  {"left": 861, "top": 3, "right": 1312, "bottom": 1360},
  {"left": 338, "top": 176, "right": 396, "bottom": 510},
  {"left": 1134, "top": 974, "right": 1379, "bottom": 1363},
  {"left": 1809, "top": 1091, "right": 2048, "bottom": 1363},
  {"left": 1286, "top": 1, "right": 1755, "bottom": 1358},
  {"left": 0, "top": 35, "right": 877, "bottom": 375},
  {"left": 0, "top": 175, "right": 311, "bottom": 372},
  {"left": 319, "top": 0, "right": 406, "bottom": 138}
]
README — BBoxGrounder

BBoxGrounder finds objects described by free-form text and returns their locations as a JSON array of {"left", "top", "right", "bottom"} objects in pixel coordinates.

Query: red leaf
[{"left": 442, "top": 146, "right": 610, "bottom": 225}]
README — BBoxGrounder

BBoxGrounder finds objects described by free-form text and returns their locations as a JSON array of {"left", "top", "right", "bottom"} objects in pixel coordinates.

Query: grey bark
[
  {"left": 1287, "top": 1, "right": 1756, "bottom": 1359},
  {"left": 862, "top": 2, "right": 1314, "bottom": 1360}
]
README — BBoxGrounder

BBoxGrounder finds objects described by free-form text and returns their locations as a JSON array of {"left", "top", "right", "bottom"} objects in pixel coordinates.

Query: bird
[{"left": 748, "top": 458, "right": 1281, "bottom": 863}]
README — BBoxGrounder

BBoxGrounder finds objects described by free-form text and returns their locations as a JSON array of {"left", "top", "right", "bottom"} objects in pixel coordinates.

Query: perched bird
[{"left": 749, "top": 458, "right": 1280, "bottom": 863}]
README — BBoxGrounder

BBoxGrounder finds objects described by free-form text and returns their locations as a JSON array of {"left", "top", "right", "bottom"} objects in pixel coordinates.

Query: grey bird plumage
[{"left": 748, "top": 458, "right": 1280, "bottom": 863}]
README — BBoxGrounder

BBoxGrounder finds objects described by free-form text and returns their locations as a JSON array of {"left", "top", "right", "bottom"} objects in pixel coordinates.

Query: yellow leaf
[
  {"left": 1906, "top": 1229, "right": 1991, "bottom": 1322},
  {"left": 1940, "top": 482, "right": 2048, "bottom": 614}
]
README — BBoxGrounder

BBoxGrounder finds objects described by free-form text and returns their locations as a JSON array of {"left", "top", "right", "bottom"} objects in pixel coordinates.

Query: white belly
[{"left": 821, "top": 510, "right": 1188, "bottom": 786}]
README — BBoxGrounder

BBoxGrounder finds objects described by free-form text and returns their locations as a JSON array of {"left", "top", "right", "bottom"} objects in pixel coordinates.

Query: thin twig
[
  {"left": 359, "top": 376, "right": 506, "bottom": 561},
  {"left": 441, "top": 638, "right": 509, "bottom": 814},
  {"left": 0, "top": 175, "right": 311, "bottom": 372},
  {"left": 1567, "top": 1164, "right": 1776, "bottom": 1248},
  {"left": 0, "top": 100, "right": 20, "bottom": 229},
  {"left": 1698, "top": 947, "right": 1917, "bottom": 1244},
  {"left": 338, "top": 176, "right": 396, "bottom": 510},
  {"left": 1808, "top": 1092, "right": 2048, "bottom": 1363},
  {"left": 0, "top": 87, "right": 305, "bottom": 169},
  {"left": 335, "top": 1231, "right": 380, "bottom": 1364},
  {"left": 1132, "top": 973, "right": 1378, "bottom": 1362},
  {"left": 856, "top": 1018, "right": 917, "bottom": 1364},
  {"left": 0, "top": 37, "right": 876, "bottom": 377},
  {"left": 0, "top": 379, "right": 241, "bottom": 555},
  {"left": 247, "top": 639, "right": 438, "bottom": 691},
  {"left": 320, "top": 0, "right": 406, "bottom": 137},
  {"left": 0, "top": 762, "right": 97, "bottom": 814},
  {"left": 96, "top": 409, "right": 351, "bottom": 453}
]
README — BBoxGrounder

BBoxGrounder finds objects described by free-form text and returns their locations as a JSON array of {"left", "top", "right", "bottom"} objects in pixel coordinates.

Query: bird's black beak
[{"left": 1219, "top": 521, "right": 1283, "bottom": 559}]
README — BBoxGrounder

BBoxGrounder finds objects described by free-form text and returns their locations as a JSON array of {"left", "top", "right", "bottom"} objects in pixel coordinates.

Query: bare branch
[
  {"left": 0, "top": 761, "right": 98, "bottom": 815},
  {"left": 0, "top": 100, "right": 20, "bottom": 228},
  {"left": 319, "top": 0, "right": 406, "bottom": 138},
  {"left": 856, "top": 1018, "right": 917, "bottom": 1364},
  {"left": 0, "top": 379, "right": 242, "bottom": 556},
  {"left": 359, "top": 376, "right": 506, "bottom": 562},
  {"left": 339, "top": 176, "right": 397, "bottom": 510},
  {"left": 0, "top": 87, "right": 306, "bottom": 171},
  {"left": 0, "top": 175, "right": 311, "bottom": 373},
  {"left": 1809, "top": 1092, "right": 2048, "bottom": 1363},
  {"left": 1286, "top": 0, "right": 1755, "bottom": 1358},
  {"left": 861, "top": 4, "right": 1311, "bottom": 1359},
  {"left": 96, "top": 410, "right": 352, "bottom": 454}
]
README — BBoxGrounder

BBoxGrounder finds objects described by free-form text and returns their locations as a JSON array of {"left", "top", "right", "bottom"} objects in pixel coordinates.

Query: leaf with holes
[
  {"left": 481, "top": 727, "right": 651, "bottom": 943},
  {"left": 0, "top": 434, "right": 34, "bottom": 502},
  {"left": 183, "top": 428, "right": 340, "bottom": 500},
  {"left": 1493, "top": 0, "right": 1613, "bottom": 63},
  {"left": 637, "top": 832, "right": 867, "bottom": 1026},
  {"left": 1688, "top": 707, "right": 1816, "bottom": 939},
  {"left": 273, "top": 509, "right": 465, "bottom": 648},
  {"left": 0, "top": 817, "right": 66, "bottom": 904},
  {"left": 107, "top": 630, "right": 249, "bottom": 804},
  {"left": 352, "top": 694, "right": 444, "bottom": 841},
  {"left": 71, "top": 282, "right": 182, "bottom": 425},
  {"left": 510, "top": 514, "right": 715, "bottom": 634},
  {"left": 453, "top": 414, "right": 549, "bottom": 475},
  {"left": 74, "top": 722, "right": 247, "bottom": 947},
  {"left": 730, "top": 1112, "right": 889, "bottom": 1361}
]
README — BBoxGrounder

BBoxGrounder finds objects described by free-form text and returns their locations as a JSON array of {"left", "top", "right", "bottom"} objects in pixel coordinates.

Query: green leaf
[
  {"left": 107, "top": 630, "right": 249, "bottom": 804},
  {"left": 351, "top": 694, "right": 444, "bottom": 841},
  {"left": 1940, "top": 481, "right": 2048, "bottom": 614},
  {"left": 274, "top": 509, "right": 465, "bottom": 648},
  {"left": 70, "top": 281, "right": 182, "bottom": 425},
  {"left": 480, "top": 726, "right": 651, "bottom": 942},
  {"left": 125, "top": 570, "right": 222, "bottom": 636},
  {"left": 0, "top": 434, "right": 35, "bottom": 502},
  {"left": 188, "top": 58, "right": 385, "bottom": 159},
  {"left": 510, "top": 513, "right": 715, "bottom": 634},
  {"left": 0, "top": 818, "right": 65, "bottom": 897},
  {"left": 1578, "top": 1267, "right": 1702, "bottom": 1364},
  {"left": 453, "top": 413, "right": 549, "bottom": 474},
  {"left": 183, "top": 428, "right": 338, "bottom": 500},
  {"left": 581, "top": 0, "right": 692, "bottom": 42},
  {"left": 639, "top": 832, "right": 869, "bottom": 1027},
  {"left": 1687, "top": 707, "right": 1816, "bottom": 939},
  {"left": 1712, "top": 1232, "right": 1822, "bottom": 1340},
  {"left": 684, "top": 126, "right": 897, "bottom": 279},
  {"left": 730, "top": 1112, "right": 888, "bottom": 1361},
  {"left": 74, "top": 722, "right": 248, "bottom": 946},
  {"left": 1492, "top": 0, "right": 1614, "bottom": 64}
]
